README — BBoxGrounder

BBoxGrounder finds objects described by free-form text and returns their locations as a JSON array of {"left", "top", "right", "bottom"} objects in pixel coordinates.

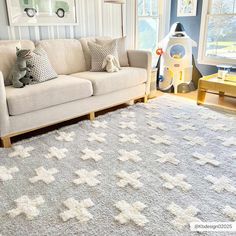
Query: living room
[{"left": 0, "top": 0, "right": 235, "bottom": 235}]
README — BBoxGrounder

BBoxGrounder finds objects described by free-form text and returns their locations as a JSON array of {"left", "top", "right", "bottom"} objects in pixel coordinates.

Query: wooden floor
[
  {"left": 3, "top": 90, "right": 236, "bottom": 146},
  {"left": 151, "top": 90, "right": 236, "bottom": 111}
]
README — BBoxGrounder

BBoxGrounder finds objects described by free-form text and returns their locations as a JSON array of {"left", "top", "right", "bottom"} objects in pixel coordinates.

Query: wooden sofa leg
[
  {"left": 143, "top": 95, "right": 148, "bottom": 103},
  {"left": 126, "top": 100, "right": 135, "bottom": 106},
  {"left": 1, "top": 137, "right": 12, "bottom": 148},
  {"left": 89, "top": 112, "right": 95, "bottom": 121}
]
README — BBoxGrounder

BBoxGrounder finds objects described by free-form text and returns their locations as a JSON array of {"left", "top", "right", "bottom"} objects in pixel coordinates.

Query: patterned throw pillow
[
  {"left": 96, "top": 37, "right": 129, "bottom": 67},
  {"left": 88, "top": 41, "right": 119, "bottom": 72},
  {"left": 27, "top": 47, "right": 57, "bottom": 84}
]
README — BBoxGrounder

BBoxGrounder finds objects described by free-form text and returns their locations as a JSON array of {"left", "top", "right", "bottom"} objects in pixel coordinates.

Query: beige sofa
[{"left": 0, "top": 38, "right": 152, "bottom": 148}]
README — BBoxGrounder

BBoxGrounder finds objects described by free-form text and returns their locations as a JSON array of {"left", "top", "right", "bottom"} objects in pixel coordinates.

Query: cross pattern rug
[{"left": 0, "top": 94, "right": 235, "bottom": 236}]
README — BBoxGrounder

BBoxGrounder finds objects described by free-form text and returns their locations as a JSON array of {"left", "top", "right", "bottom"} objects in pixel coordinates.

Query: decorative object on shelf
[
  {"left": 177, "top": 0, "right": 198, "bottom": 17},
  {"left": 104, "top": 0, "right": 126, "bottom": 37},
  {"left": 217, "top": 65, "right": 236, "bottom": 82},
  {"left": 6, "top": 0, "right": 77, "bottom": 26}
]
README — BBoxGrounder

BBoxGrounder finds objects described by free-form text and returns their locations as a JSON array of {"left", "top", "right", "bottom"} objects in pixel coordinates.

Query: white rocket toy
[{"left": 157, "top": 22, "right": 197, "bottom": 94}]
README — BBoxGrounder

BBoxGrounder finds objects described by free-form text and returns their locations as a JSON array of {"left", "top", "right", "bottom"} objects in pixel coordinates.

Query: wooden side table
[{"left": 197, "top": 74, "right": 236, "bottom": 105}]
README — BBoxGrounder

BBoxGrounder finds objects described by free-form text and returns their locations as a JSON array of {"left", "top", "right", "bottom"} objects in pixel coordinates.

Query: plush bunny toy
[{"left": 102, "top": 55, "right": 121, "bottom": 73}]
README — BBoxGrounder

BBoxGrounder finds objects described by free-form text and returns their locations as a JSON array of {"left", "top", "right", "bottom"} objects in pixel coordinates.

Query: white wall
[{"left": 0, "top": 0, "right": 132, "bottom": 43}]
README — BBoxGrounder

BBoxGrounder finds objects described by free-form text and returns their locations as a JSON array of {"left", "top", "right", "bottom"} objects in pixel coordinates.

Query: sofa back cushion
[
  {"left": 0, "top": 40, "right": 35, "bottom": 84},
  {"left": 37, "top": 39, "right": 86, "bottom": 75}
]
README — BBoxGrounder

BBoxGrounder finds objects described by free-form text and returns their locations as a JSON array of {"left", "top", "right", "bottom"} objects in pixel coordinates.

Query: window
[
  {"left": 136, "top": 0, "right": 170, "bottom": 61},
  {"left": 136, "top": 0, "right": 159, "bottom": 54},
  {"left": 198, "top": 0, "right": 236, "bottom": 65}
]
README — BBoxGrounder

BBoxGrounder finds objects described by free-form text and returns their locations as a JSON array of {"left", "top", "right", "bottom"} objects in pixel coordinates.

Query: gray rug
[{"left": 0, "top": 94, "right": 236, "bottom": 236}]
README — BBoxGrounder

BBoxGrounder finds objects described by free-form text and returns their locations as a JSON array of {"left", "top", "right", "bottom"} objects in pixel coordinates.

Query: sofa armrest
[
  {"left": 0, "top": 71, "right": 10, "bottom": 137},
  {"left": 127, "top": 50, "right": 152, "bottom": 94}
]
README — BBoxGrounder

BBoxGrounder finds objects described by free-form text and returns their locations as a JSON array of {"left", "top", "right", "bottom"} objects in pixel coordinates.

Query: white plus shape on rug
[
  {"left": 0, "top": 166, "right": 19, "bottom": 181},
  {"left": 218, "top": 137, "right": 236, "bottom": 147},
  {"left": 199, "top": 112, "right": 217, "bottom": 120},
  {"left": 55, "top": 131, "right": 75, "bottom": 142},
  {"left": 150, "top": 135, "right": 171, "bottom": 145},
  {"left": 45, "top": 147, "right": 68, "bottom": 160},
  {"left": 119, "top": 121, "right": 136, "bottom": 130},
  {"left": 155, "top": 151, "right": 180, "bottom": 165},
  {"left": 116, "top": 171, "right": 143, "bottom": 189},
  {"left": 118, "top": 150, "right": 142, "bottom": 162},
  {"left": 172, "top": 113, "right": 190, "bottom": 120},
  {"left": 223, "top": 206, "right": 236, "bottom": 221},
  {"left": 167, "top": 103, "right": 183, "bottom": 110},
  {"left": 73, "top": 169, "right": 101, "bottom": 186},
  {"left": 143, "top": 103, "right": 157, "bottom": 109},
  {"left": 192, "top": 152, "right": 220, "bottom": 166},
  {"left": 87, "top": 133, "right": 107, "bottom": 143},
  {"left": 167, "top": 202, "right": 201, "bottom": 230},
  {"left": 92, "top": 120, "right": 108, "bottom": 129},
  {"left": 206, "top": 123, "right": 230, "bottom": 131},
  {"left": 121, "top": 111, "right": 136, "bottom": 118},
  {"left": 183, "top": 136, "right": 206, "bottom": 146},
  {"left": 147, "top": 121, "right": 166, "bottom": 130},
  {"left": 8, "top": 145, "right": 34, "bottom": 158},
  {"left": 205, "top": 175, "right": 236, "bottom": 195},
  {"left": 177, "top": 123, "right": 196, "bottom": 131},
  {"left": 60, "top": 198, "right": 94, "bottom": 222},
  {"left": 119, "top": 134, "right": 139, "bottom": 144},
  {"left": 29, "top": 167, "right": 59, "bottom": 185},
  {"left": 8, "top": 195, "right": 45, "bottom": 220},
  {"left": 145, "top": 111, "right": 159, "bottom": 118},
  {"left": 80, "top": 148, "right": 103, "bottom": 162},
  {"left": 114, "top": 200, "right": 148, "bottom": 227},
  {"left": 160, "top": 173, "right": 192, "bottom": 192}
]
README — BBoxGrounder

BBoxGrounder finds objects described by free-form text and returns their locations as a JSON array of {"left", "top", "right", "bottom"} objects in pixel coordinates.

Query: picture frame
[
  {"left": 6, "top": 0, "right": 78, "bottom": 26},
  {"left": 177, "top": 0, "right": 198, "bottom": 17}
]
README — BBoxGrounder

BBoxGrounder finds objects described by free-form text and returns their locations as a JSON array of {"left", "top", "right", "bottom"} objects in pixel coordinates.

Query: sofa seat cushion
[
  {"left": 6, "top": 75, "right": 93, "bottom": 116},
  {"left": 71, "top": 67, "right": 147, "bottom": 96}
]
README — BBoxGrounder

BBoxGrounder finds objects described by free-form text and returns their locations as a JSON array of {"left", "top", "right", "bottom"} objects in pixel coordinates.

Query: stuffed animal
[
  {"left": 102, "top": 55, "right": 121, "bottom": 73},
  {"left": 7, "top": 47, "right": 32, "bottom": 88}
]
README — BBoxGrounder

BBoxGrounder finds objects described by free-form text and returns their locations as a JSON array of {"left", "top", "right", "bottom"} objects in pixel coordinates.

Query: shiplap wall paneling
[{"left": 0, "top": 0, "right": 127, "bottom": 41}]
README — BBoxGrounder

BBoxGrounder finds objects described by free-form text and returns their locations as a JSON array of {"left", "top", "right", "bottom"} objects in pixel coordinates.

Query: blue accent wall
[{"left": 170, "top": 0, "right": 217, "bottom": 75}]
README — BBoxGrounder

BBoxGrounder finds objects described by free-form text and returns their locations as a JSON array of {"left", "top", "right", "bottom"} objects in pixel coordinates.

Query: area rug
[{"left": 0, "top": 94, "right": 236, "bottom": 236}]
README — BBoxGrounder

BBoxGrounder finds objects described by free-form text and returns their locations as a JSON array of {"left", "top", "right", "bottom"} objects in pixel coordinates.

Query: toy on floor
[
  {"left": 7, "top": 47, "right": 32, "bottom": 88},
  {"left": 102, "top": 55, "right": 121, "bottom": 73},
  {"left": 156, "top": 22, "right": 198, "bottom": 94}
]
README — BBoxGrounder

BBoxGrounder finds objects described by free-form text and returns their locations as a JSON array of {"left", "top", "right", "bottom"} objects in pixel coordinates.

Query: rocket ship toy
[{"left": 156, "top": 22, "right": 197, "bottom": 94}]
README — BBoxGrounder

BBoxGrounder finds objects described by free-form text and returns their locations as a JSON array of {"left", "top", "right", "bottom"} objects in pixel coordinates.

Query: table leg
[
  {"left": 197, "top": 89, "right": 206, "bottom": 105},
  {"left": 219, "top": 91, "right": 225, "bottom": 97}
]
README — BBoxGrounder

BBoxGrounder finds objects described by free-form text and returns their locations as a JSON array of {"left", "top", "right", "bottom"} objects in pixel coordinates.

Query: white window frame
[
  {"left": 135, "top": 0, "right": 171, "bottom": 52},
  {"left": 198, "top": 0, "right": 236, "bottom": 66}
]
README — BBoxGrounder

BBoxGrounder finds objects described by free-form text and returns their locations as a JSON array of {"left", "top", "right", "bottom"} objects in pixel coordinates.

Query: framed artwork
[
  {"left": 6, "top": 0, "right": 77, "bottom": 26},
  {"left": 177, "top": 0, "right": 198, "bottom": 17}
]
